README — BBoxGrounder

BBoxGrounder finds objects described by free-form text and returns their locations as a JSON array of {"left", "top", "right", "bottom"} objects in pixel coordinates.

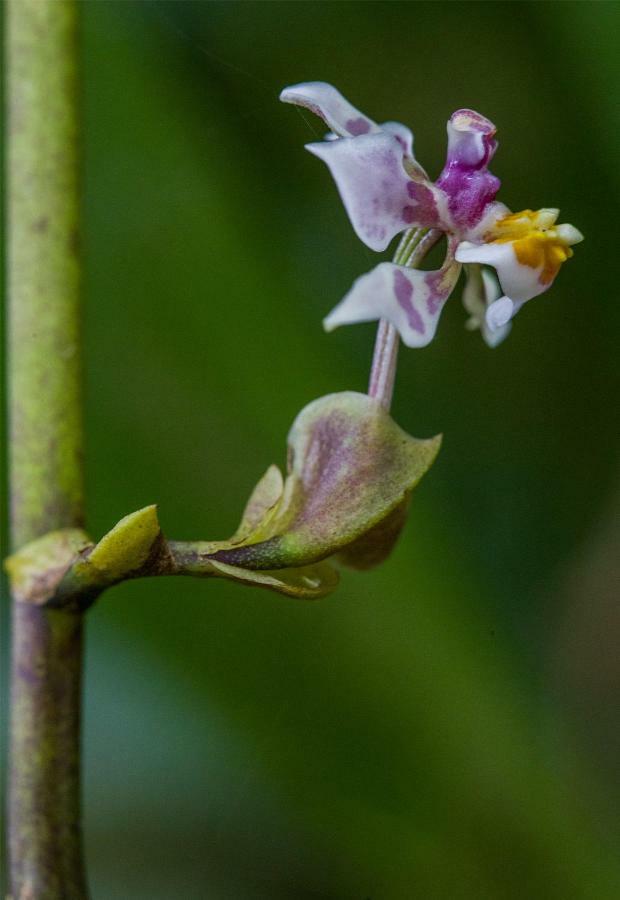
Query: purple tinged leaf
[
  {"left": 336, "top": 499, "right": 410, "bottom": 570},
  {"left": 208, "top": 392, "right": 441, "bottom": 573}
]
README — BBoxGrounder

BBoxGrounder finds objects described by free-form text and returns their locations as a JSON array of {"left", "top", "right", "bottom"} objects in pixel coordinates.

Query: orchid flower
[{"left": 280, "top": 82, "right": 583, "bottom": 347}]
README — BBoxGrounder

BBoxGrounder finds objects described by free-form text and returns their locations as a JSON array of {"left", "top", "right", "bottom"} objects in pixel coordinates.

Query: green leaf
[
  {"left": 63, "top": 506, "right": 162, "bottom": 600},
  {"left": 84, "top": 505, "right": 160, "bottom": 581},
  {"left": 208, "top": 558, "right": 339, "bottom": 600},
  {"left": 231, "top": 465, "right": 284, "bottom": 542}
]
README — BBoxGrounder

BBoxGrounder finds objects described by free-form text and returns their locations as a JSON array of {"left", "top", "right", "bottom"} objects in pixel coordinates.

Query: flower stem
[
  {"left": 6, "top": 1, "right": 88, "bottom": 896},
  {"left": 367, "top": 319, "right": 401, "bottom": 411},
  {"left": 368, "top": 228, "right": 441, "bottom": 409}
]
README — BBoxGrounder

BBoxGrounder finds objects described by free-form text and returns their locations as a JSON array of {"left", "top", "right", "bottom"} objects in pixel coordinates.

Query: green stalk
[{"left": 6, "top": 1, "right": 88, "bottom": 896}]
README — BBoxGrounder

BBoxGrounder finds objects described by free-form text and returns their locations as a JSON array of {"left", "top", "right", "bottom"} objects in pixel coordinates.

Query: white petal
[
  {"left": 455, "top": 240, "right": 543, "bottom": 303},
  {"left": 464, "top": 201, "right": 511, "bottom": 241},
  {"left": 307, "top": 133, "right": 434, "bottom": 251},
  {"left": 535, "top": 208, "right": 560, "bottom": 229},
  {"left": 380, "top": 121, "right": 415, "bottom": 159},
  {"left": 323, "top": 258, "right": 461, "bottom": 348},
  {"left": 280, "top": 82, "right": 379, "bottom": 138},
  {"left": 486, "top": 296, "right": 514, "bottom": 330}
]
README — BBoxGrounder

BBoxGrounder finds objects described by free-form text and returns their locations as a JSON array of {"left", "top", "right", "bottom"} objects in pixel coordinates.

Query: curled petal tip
[
  {"left": 444, "top": 108, "right": 499, "bottom": 178},
  {"left": 556, "top": 223, "right": 584, "bottom": 245},
  {"left": 450, "top": 108, "right": 497, "bottom": 136},
  {"left": 280, "top": 82, "right": 377, "bottom": 139},
  {"left": 538, "top": 207, "right": 560, "bottom": 224}
]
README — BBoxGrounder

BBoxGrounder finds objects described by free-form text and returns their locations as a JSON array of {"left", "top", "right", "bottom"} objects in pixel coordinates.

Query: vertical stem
[
  {"left": 6, "top": 1, "right": 87, "bottom": 897},
  {"left": 368, "top": 228, "right": 441, "bottom": 410},
  {"left": 368, "top": 319, "right": 400, "bottom": 411}
]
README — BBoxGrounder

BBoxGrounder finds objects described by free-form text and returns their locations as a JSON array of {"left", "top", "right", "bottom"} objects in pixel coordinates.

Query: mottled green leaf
[{"left": 231, "top": 464, "right": 284, "bottom": 542}]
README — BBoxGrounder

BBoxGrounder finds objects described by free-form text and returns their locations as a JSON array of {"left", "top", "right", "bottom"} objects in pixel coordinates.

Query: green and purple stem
[
  {"left": 368, "top": 227, "right": 441, "bottom": 408},
  {"left": 6, "top": 1, "right": 88, "bottom": 896}
]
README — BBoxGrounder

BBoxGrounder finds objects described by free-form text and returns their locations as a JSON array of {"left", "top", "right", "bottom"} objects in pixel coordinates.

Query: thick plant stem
[{"left": 6, "top": 1, "right": 88, "bottom": 897}]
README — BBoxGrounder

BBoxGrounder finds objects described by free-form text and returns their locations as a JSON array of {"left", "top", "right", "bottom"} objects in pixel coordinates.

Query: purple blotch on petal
[
  {"left": 425, "top": 270, "right": 449, "bottom": 316},
  {"left": 437, "top": 168, "right": 501, "bottom": 232},
  {"left": 405, "top": 180, "right": 440, "bottom": 228},
  {"left": 346, "top": 117, "right": 372, "bottom": 136},
  {"left": 393, "top": 270, "right": 425, "bottom": 334},
  {"left": 306, "top": 133, "right": 422, "bottom": 251}
]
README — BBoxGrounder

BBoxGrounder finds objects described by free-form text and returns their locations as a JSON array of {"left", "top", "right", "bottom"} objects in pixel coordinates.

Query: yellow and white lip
[{"left": 455, "top": 208, "right": 584, "bottom": 306}]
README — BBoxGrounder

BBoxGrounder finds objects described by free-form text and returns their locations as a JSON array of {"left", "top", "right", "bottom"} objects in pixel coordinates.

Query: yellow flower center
[{"left": 489, "top": 209, "right": 582, "bottom": 285}]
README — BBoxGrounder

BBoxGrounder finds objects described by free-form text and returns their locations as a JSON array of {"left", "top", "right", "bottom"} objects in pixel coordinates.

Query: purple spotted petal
[
  {"left": 436, "top": 109, "right": 501, "bottom": 232},
  {"left": 324, "top": 246, "right": 461, "bottom": 347},
  {"left": 307, "top": 133, "right": 440, "bottom": 251},
  {"left": 280, "top": 82, "right": 379, "bottom": 138}
]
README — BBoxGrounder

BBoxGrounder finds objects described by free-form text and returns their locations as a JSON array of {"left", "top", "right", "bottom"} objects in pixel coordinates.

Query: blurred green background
[{"left": 7, "top": 1, "right": 620, "bottom": 897}]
